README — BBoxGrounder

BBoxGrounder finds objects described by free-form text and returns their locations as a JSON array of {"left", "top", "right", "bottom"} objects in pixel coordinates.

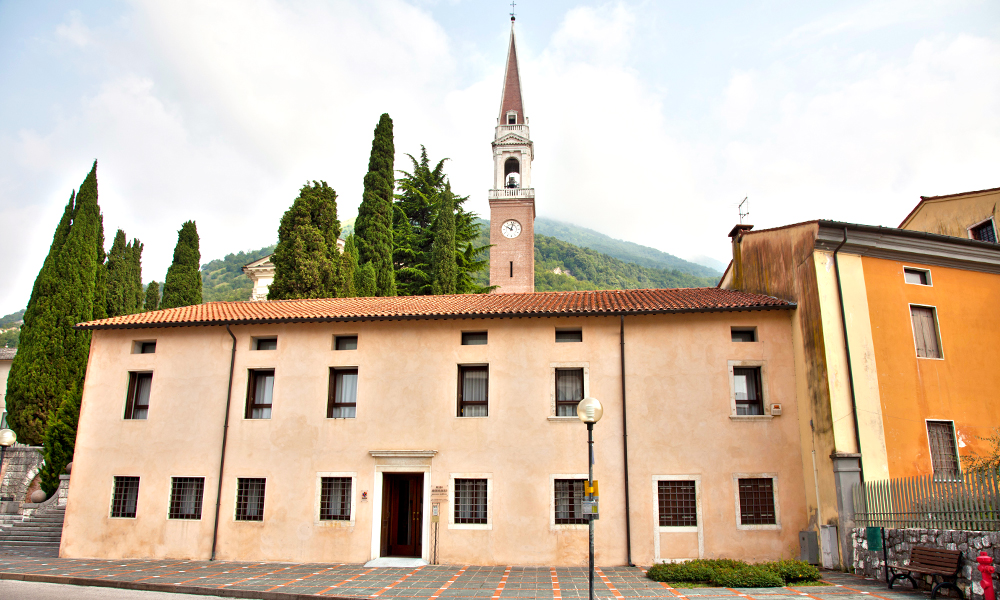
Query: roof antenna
[
  {"left": 510, "top": 0, "right": 516, "bottom": 22},
  {"left": 738, "top": 196, "right": 749, "bottom": 224}
]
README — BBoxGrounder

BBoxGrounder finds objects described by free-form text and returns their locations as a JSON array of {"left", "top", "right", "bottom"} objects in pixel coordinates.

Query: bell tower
[{"left": 489, "top": 18, "right": 535, "bottom": 294}]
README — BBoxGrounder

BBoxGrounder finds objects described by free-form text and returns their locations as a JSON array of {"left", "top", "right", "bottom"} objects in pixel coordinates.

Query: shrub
[
  {"left": 647, "top": 561, "right": 715, "bottom": 582},
  {"left": 712, "top": 566, "right": 785, "bottom": 588},
  {"left": 764, "top": 559, "right": 821, "bottom": 583}
]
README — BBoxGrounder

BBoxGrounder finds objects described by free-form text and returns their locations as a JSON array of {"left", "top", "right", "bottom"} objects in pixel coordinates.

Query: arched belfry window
[{"left": 504, "top": 157, "right": 520, "bottom": 188}]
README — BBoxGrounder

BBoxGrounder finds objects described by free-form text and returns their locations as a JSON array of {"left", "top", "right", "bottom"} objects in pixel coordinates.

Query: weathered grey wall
[
  {"left": 0, "top": 445, "right": 43, "bottom": 502},
  {"left": 852, "top": 527, "right": 997, "bottom": 600}
]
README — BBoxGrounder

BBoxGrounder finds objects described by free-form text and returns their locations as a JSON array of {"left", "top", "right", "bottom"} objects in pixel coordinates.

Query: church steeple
[
  {"left": 499, "top": 27, "right": 525, "bottom": 125},
  {"left": 488, "top": 20, "right": 535, "bottom": 294}
]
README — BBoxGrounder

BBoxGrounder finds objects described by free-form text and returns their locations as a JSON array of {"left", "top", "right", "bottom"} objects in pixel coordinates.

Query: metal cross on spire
[{"left": 510, "top": 0, "right": 516, "bottom": 22}]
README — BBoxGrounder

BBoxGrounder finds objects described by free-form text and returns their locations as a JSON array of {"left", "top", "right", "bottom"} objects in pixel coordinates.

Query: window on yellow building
[
  {"left": 927, "top": 421, "right": 961, "bottom": 481},
  {"left": 910, "top": 306, "right": 942, "bottom": 359},
  {"left": 970, "top": 219, "right": 997, "bottom": 243},
  {"left": 903, "top": 268, "right": 931, "bottom": 286}
]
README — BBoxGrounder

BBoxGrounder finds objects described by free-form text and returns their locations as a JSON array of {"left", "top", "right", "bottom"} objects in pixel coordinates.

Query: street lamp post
[
  {"left": 577, "top": 397, "right": 603, "bottom": 600},
  {"left": 0, "top": 428, "right": 17, "bottom": 501}
]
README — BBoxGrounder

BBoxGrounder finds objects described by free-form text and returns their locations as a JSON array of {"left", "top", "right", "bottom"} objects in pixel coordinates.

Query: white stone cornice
[{"left": 368, "top": 450, "right": 438, "bottom": 458}]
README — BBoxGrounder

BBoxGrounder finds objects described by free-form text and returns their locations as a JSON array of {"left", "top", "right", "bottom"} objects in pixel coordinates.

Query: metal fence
[{"left": 853, "top": 471, "right": 1000, "bottom": 531}]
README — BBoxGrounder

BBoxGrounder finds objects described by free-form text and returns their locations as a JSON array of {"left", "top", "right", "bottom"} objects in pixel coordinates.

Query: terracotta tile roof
[
  {"left": 77, "top": 288, "right": 793, "bottom": 330},
  {"left": 0, "top": 347, "right": 15, "bottom": 360}
]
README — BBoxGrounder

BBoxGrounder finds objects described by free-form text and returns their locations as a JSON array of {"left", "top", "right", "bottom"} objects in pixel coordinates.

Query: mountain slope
[
  {"left": 534, "top": 217, "right": 721, "bottom": 278},
  {"left": 201, "top": 245, "right": 276, "bottom": 302}
]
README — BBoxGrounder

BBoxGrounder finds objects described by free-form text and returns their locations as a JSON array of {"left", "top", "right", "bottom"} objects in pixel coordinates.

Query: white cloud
[{"left": 55, "top": 10, "right": 92, "bottom": 48}]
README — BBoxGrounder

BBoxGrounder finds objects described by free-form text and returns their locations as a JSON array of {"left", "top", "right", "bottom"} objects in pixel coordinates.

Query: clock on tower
[{"left": 488, "top": 20, "right": 535, "bottom": 294}]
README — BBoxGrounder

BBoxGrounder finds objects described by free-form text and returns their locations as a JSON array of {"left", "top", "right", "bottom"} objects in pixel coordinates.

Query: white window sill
[
  {"left": 729, "top": 415, "right": 773, "bottom": 421},
  {"left": 658, "top": 526, "right": 699, "bottom": 533},
  {"left": 315, "top": 519, "right": 355, "bottom": 528},
  {"left": 736, "top": 523, "right": 781, "bottom": 531},
  {"left": 550, "top": 523, "right": 588, "bottom": 531},
  {"left": 547, "top": 416, "right": 580, "bottom": 423}
]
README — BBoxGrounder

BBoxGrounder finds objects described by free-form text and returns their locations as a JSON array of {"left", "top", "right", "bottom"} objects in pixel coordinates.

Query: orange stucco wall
[{"left": 862, "top": 257, "right": 1000, "bottom": 478}]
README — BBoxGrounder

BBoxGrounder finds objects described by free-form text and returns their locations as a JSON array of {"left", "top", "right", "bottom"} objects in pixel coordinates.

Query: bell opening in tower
[{"left": 504, "top": 158, "right": 520, "bottom": 188}]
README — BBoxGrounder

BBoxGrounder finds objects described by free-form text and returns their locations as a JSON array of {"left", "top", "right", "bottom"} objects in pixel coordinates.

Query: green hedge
[{"left": 647, "top": 559, "right": 820, "bottom": 588}]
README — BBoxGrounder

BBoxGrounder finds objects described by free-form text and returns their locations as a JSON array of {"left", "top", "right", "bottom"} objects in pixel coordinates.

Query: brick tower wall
[{"left": 489, "top": 198, "right": 535, "bottom": 293}]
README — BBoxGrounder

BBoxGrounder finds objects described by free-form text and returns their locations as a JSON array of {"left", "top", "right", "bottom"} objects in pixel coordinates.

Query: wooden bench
[{"left": 888, "top": 546, "right": 964, "bottom": 599}]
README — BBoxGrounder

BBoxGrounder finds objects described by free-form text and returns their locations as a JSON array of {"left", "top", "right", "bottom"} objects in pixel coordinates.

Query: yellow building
[
  {"left": 900, "top": 186, "right": 999, "bottom": 242},
  {"left": 721, "top": 219, "right": 1000, "bottom": 570}
]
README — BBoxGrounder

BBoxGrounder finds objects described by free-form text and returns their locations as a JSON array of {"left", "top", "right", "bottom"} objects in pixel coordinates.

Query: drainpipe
[
  {"left": 832, "top": 229, "right": 864, "bottom": 476},
  {"left": 210, "top": 324, "right": 238, "bottom": 561},
  {"left": 620, "top": 315, "right": 634, "bottom": 567}
]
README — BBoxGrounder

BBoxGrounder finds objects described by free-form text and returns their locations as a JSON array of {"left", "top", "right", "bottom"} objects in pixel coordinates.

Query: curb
[{"left": 0, "top": 572, "right": 358, "bottom": 599}]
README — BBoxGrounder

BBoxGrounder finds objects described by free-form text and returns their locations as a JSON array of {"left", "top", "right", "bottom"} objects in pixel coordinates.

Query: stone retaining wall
[
  {"left": 852, "top": 527, "right": 998, "bottom": 600},
  {"left": 0, "top": 445, "right": 43, "bottom": 502}
]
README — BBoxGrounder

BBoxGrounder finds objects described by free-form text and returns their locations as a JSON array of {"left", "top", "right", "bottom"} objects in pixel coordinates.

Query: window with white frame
[
  {"left": 969, "top": 218, "right": 997, "bottom": 243},
  {"left": 454, "top": 479, "right": 488, "bottom": 524},
  {"left": 658, "top": 480, "right": 698, "bottom": 527},
  {"left": 168, "top": 477, "right": 204, "bottom": 520},
  {"left": 735, "top": 476, "right": 778, "bottom": 528},
  {"left": 458, "top": 366, "right": 489, "bottom": 417},
  {"left": 927, "top": 421, "right": 961, "bottom": 481},
  {"left": 235, "top": 478, "right": 266, "bottom": 521},
  {"left": 554, "top": 478, "right": 588, "bottom": 525},
  {"left": 903, "top": 267, "right": 931, "bottom": 286},
  {"left": 328, "top": 368, "right": 358, "bottom": 418},
  {"left": 111, "top": 476, "right": 140, "bottom": 518},
  {"left": 124, "top": 372, "right": 152, "bottom": 419},
  {"left": 319, "top": 476, "right": 352, "bottom": 521},
  {"left": 246, "top": 369, "right": 274, "bottom": 419},
  {"left": 910, "top": 305, "right": 942, "bottom": 359},
  {"left": 728, "top": 361, "right": 769, "bottom": 417}
]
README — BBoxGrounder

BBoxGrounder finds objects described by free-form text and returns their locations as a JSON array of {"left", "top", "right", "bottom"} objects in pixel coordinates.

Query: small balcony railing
[
  {"left": 489, "top": 188, "right": 535, "bottom": 200},
  {"left": 495, "top": 124, "right": 530, "bottom": 138}
]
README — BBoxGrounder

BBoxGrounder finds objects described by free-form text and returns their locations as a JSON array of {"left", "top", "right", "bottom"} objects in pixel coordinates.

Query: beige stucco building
[{"left": 63, "top": 289, "right": 808, "bottom": 565}]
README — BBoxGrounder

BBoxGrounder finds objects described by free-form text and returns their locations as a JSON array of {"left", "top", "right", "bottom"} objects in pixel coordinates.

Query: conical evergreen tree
[
  {"left": 40, "top": 385, "right": 81, "bottom": 495},
  {"left": 355, "top": 261, "right": 377, "bottom": 297},
  {"left": 6, "top": 162, "right": 104, "bottom": 448},
  {"left": 144, "top": 281, "right": 160, "bottom": 311},
  {"left": 268, "top": 181, "right": 342, "bottom": 300},
  {"left": 129, "top": 238, "right": 144, "bottom": 313},
  {"left": 430, "top": 184, "right": 457, "bottom": 295},
  {"left": 161, "top": 221, "right": 202, "bottom": 308},
  {"left": 106, "top": 230, "right": 130, "bottom": 317},
  {"left": 338, "top": 235, "right": 359, "bottom": 298},
  {"left": 354, "top": 113, "right": 396, "bottom": 296}
]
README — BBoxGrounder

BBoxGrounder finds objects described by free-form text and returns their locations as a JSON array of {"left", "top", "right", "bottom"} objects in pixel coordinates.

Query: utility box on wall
[
  {"left": 799, "top": 530, "right": 819, "bottom": 565},
  {"left": 820, "top": 525, "right": 840, "bottom": 569}
]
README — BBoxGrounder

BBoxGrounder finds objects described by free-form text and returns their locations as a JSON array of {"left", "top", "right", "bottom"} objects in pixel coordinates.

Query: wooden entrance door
[{"left": 381, "top": 473, "right": 423, "bottom": 557}]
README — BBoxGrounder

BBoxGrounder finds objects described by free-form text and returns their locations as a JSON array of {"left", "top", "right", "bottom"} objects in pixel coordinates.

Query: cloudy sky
[{"left": 1, "top": 1, "right": 998, "bottom": 315}]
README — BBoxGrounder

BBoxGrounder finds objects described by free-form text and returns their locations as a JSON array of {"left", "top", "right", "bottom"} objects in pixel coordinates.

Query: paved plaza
[{"left": 0, "top": 556, "right": 936, "bottom": 600}]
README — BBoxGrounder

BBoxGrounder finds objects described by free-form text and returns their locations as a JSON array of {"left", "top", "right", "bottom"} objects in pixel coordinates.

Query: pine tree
[
  {"left": 6, "top": 162, "right": 104, "bottom": 448},
  {"left": 161, "top": 221, "right": 202, "bottom": 308},
  {"left": 394, "top": 146, "right": 490, "bottom": 295},
  {"left": 430, "top": 184, "right": 457, "bottom": 295},
  {"left": 268, "top": 181, "right": 342, "bottom": 300},
  {"left": 338, "top": 235, "right": 359, "bottom": 298},
  {"left": 144, "top": 281, "right": 160, "bottom": 311},
  {"left": 355, "top": 113, "right": 396, "bottom": 296}
]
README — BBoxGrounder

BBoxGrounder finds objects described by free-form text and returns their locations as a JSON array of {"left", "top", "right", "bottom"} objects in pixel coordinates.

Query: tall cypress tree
[
  {"left": 430, "top": 184, "right": 457, "bottom": 295},
  {"left": 160, "top": 221, "right": 202, "bottom": 308},
  {"left": 144, "top": 281, "right": 160, "bottom": 311},
  {"left": 129, "top": 238, "right": 144, "bottom": 313},
  {"left": 338, "top": 235, "right": 359, "bottom": 298},
  {"left": 268, "top": 181, "right": 342, "bottom": 300},
  {"left": 106, "top": 230, "right": 130, "bottom": 317},
  {"left": 6, "top": 162, "right": 104, "bottom": 448},
  {"left": 354, "top": 113, "right": 396, "bottom": 296}
]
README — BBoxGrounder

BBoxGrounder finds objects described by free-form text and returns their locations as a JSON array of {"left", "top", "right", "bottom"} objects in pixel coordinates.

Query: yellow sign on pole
[{"left": 586, "top": 480, "right": 599, "bottom": 497}]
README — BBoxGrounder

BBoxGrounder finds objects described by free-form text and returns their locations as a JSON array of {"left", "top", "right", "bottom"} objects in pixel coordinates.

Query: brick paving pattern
[{"left": 0, "top": 557, "right": 936, "bottom": 600}]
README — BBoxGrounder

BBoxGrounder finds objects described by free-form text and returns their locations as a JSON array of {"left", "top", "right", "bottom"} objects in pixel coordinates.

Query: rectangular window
[
  {"left": 327, "top": 368, "right": 358, "bottom": 418},
  {"left": 459, "top": 366, "right": 489, "bottom": 417},
  {"left": 658, "top": 481, "right": 697, "bottom": 527},
  {"left": 555, "top": 368, "right": 584, "bottom": 416},
  {"left": 556, "top": 329, "right": 582, "bottom": 343},
  {"left": 246, "top": 369, "right": 274, "bottom": 419},
  {"left": 971, "top": 220, "right": 997, "bottom": 243},
  {"left": 554, "top": 479, "right": 587, "bottom": 525},
  {"left": 733, "top": 367, "right": 763, "bottom": 415},
  {"left": 124, "top": 372, "right": 152, "bottom": 420},
  {"left": 461, "top": 331, "right": 488, "bottom": 345},
  {"left": 731, "top": 328, "right": 756, "bottom": 342},
  {"left": 904, "top": 268, "right": 931, "bottom": 285},
  {"left": 133, "top": 341, "right": 156, "bottom": 354},
  {"left": 168, "top": 477, "right": 205, "bottom": 520},
  {"left": 927, "top": 421, "right": 961, "bottom": 481},
  {"left": 111, "top": 476, "right": 140, "bottom": 518},
  {"left": 738, "top": 478, "right": 776, "bottom": 525},
  {"left": 254, "top": 337, "right": 277, "bottom": 351},
  {"left": 910, "top": 306, "right": 942, "bottom": 359},
  {"left": 0, "top": 411, "right": 7, "bottom": 430},
  {"left": 335, "top": 335, "right": 358, "bottom": 350},
  {"left": 454, "top": 479, "right": 488, "bottom": 524},
  {"left": 320, "top": 477, "right": 352, "bottom": 521},
  {"left": 235, "top": 478, "right": 266, "bottom": 521}
]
